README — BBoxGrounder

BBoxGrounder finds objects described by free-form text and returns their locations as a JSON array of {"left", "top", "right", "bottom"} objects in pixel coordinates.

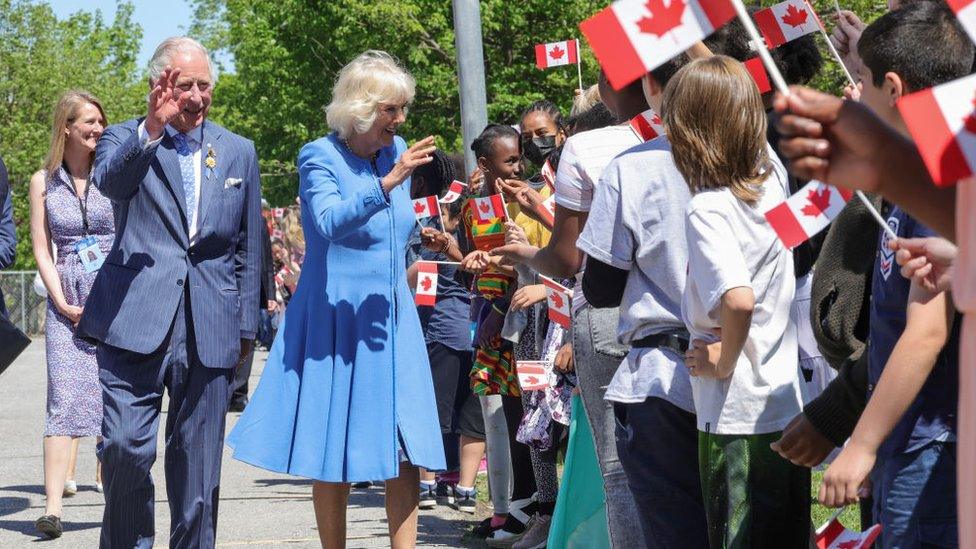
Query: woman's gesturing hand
[{"left": 382, "top": 136, "right": 436, "bottom": 193}]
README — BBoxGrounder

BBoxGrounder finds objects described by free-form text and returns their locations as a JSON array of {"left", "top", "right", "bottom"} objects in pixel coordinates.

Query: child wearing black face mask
[{"left": 519, "top": 100, "right": 566, "bottom": 177}]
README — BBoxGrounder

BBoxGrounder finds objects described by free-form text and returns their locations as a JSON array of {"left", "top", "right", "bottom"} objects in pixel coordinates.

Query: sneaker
[
  {"left": 472, "top": 516, "right": 504, "bottom": 539},
  {"left": 352, "top": 481, "right": 373, "bottom": 489},
  {"left": 62, "top": 480, "right": 77, "bottom": 497},
  {"left": 419, "top": 482, "right": 437, "bottom": 510},
  {"left": 452, "top": 485, "right": 477, "bottom": 514},
  {"left": 435, "top": 480, "right": 453, "bottom": 503},
  {"left": 485, "top": 497, "right": 536, "bottom": 548},
  {"left": 512, "top": 514, "right": 551, "bottom": 549}
]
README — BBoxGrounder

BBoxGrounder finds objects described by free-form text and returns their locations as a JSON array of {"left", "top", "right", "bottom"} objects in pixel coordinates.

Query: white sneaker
[
  {"left": 62, "top": 480, "right": 77, "bottom": 497},
  {"left": 94, "top": 482, "right": 103, "bottom": 493}
]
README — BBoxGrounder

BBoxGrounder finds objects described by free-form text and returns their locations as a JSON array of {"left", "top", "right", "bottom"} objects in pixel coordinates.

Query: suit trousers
[{"left": 97, "top": 292, "right": 232, "bottom": 549}]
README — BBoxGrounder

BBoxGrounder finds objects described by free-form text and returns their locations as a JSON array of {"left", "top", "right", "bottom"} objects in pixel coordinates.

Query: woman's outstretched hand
[{"left": 382, "top": 136, "right": 436, "bottom": 193}]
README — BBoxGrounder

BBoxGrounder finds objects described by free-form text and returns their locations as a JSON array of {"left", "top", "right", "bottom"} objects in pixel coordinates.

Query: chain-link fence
[{"left": 1, "top": 271, "right": 47, "bottom": 336}]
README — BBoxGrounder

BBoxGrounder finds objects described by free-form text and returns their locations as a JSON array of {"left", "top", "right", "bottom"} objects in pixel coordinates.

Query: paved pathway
[{"left": 0, "top": 340, "right": 481, "bottom": 547}]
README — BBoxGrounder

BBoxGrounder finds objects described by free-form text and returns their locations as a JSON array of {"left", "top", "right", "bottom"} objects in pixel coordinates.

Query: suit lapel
[
  {"left": 157, "top": 132, "right": 189, "bottom": 222},
  {"left": 196, "top": 121, "right": 224, "bottom": 231}
]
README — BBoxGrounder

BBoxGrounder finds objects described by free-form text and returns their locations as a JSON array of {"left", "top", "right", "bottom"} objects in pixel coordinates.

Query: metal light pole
[{"left": 451, "top": 0, "right": 488, "bottom": 176}]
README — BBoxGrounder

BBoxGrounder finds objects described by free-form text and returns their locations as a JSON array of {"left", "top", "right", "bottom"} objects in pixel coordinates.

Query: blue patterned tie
[{"left": 172, "top": 132, "right": 196, "bottom": 230}]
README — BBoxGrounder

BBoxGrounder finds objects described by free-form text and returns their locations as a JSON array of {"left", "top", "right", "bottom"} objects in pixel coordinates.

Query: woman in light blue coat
[{"left": 228, "top": 50, "right": 445, "bottom": 548}]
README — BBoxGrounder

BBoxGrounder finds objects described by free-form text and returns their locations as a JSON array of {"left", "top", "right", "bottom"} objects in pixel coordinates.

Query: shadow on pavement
[{"left": 0, "top": 497, "right": 30, "bottom": 518}]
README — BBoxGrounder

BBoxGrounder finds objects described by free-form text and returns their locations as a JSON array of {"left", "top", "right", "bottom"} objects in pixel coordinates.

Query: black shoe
[
  {"left": 352, "top": 481, "right": 373, "bottom": 489},
  {"left": 472, "top": 516, "right": 503, "bottom": 539},
  {"left": 35, "top": 515, "right": 62, "bottom": 539},
  {"left": 228, "top": 400, "right": 247, "bottom": 413}
]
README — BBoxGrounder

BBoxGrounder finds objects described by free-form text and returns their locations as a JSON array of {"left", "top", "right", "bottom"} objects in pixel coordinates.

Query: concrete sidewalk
[{"left": 0, "top": 340, "right": 481, "bottom": 547}]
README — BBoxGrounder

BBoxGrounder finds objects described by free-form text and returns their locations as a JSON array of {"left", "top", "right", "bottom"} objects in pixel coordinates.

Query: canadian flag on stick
[
  {"left": 630, "top": 109, "right": 665, "bottom": 141},
  {"left": 413, "top": 195, "right": 441, "bottom": 220},
  {"left": 947, "top": 0, "right": 976, "bottom": 45},
  {"left": 581, "top": 0, "right": 736, "bottom": 90},
  {"left": 764, "top": 180, "right": 853, "bottom": 249},
  {"left": 414, "top": 261, "right": 439, "bottom": 307},
  {"left": 744, "top": 57, "right": 772, "bottom": 94},
  {"left": 753, "top": 0, "right": 820, "bottom": 49},
  {"left": 814, "top": 513, "right": 881, "bottom": 549},
  {"left": 541, "top": 276, "right": 573, "bottom": 328},
  {"left": 440, "top": 180, "right": 467, "bottom": 204},
  {"left": 517, "top": 361, "right": 550, "bottom": 391},
  {"left": 471, "top": 194, "right": 507, "bottom": 223},
  {"left": 535, "top": 39, "right": 580, "bottom": 69},
  {"left": 897, "top": 72, "right": 976, "bottom": 187},
  {"left": 536, "top": 195, "right": 556, "bottom": 226},
  {"left": 272, "top": 207, "right": 285, "bottom": 219}
]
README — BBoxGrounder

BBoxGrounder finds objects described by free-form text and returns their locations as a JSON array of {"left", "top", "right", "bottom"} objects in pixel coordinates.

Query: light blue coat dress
[{"left": 228, "top": 133, "right": 445, "bottom": 482}]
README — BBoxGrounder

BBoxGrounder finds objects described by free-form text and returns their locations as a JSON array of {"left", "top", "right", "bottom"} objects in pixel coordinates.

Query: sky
[{"left": 47, "top": 0, "right": 234, "bottom": 72}]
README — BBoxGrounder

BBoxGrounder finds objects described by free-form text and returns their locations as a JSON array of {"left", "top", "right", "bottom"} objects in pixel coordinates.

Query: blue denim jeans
[
  {"left": 614, "top": 398, "right": 708, "bottom": 549},
  {"left": 572, "top": 304, "right": 646, "bottom": 548},
  {"left": 872, "top": 440, "right": 958, "bottom": 548}
]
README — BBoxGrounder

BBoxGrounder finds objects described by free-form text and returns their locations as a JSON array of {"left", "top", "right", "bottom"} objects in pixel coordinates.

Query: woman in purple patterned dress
[{"left": 29, "top": 91, "right": 114, "bottom": 539}]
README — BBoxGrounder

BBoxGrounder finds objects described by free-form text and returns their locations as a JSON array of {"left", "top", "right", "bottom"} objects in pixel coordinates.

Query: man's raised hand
[{"left": 146, "top": 67, "right": 189, "bottom": 140}]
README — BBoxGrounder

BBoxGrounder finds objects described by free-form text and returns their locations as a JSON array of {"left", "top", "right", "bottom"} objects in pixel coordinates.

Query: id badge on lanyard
[{"left": 73, "top": 178, "right": 105, "bottom": 274}]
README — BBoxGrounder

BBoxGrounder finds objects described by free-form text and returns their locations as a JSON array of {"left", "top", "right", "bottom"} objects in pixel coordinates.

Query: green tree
[
  {"left": 0, "top": 0, "right": 145, "bottom": 269},
  {"left": 190, "top": 0, "right": 606, "bottom": 205}
]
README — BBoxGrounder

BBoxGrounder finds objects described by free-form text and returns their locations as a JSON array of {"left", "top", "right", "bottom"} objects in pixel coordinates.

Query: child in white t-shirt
[{"left": 667, "top": 56, "right": 808, "bottom": 547}]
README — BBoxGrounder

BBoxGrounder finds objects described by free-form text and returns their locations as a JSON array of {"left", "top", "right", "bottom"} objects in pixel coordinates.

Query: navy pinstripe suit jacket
[{"left": 78, "top": 118, "right": 262, "bottom": 368}]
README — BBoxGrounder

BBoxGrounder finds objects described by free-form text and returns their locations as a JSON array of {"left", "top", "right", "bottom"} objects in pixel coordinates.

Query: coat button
[{"left": 177, "top": 279, "right": 184, "bottom": 286}]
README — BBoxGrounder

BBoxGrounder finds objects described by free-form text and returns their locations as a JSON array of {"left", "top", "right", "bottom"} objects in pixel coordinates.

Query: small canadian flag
[
  {"left": 541, "top": 159, "right": 556, "bottom": 191},
  {"left": 536, "top": 195, "right": 556, "bottom": 226},
  {"left": 753, "top": 0, "right": 820, "bottom": 49},
  {"left": 630, "top": 109, "right": 665, "bottom": 141},
  {"left": 471, "top": 194, "right": 507, "bottom": 223},
  {"left": 272, "top": 207, "right": 285, "bottom": 219},
  {"left": 412, "top": 195, "right": 441, "bottom": 220},
  {"left": 414, "top": 261, "right": 438, "bottom": 307},
  {"left": 541, "top": 276, "right": 572, "bottom": 328},
  {"left": 535, "top": 39, "right": 580, "bottom": 69},
  {"left": 814, "top": 514, "right": 881, "bottom": 549},
  {"left": 898, "top": 72, "right": 976, "bottom": 187},
  {"left": 581, "top": 0, "right": 736, "bottom": 90},
  {"left": 440, "top": 180, "right": 467, "bottom": 204},
  {"left": 516, "top": 361, "right": 549, "bottom": 391},
  {"left": 765, "top": 180, "right": 853, "bottom": 249},
  {"left": 745, "top": 57, "right": 772, "bottom": 94},
  {"left": 947, "top": 0, "right": 976, "bottom": 45},
  {"left": 271, "top": 229, "right": 284, "bottom": 240}
]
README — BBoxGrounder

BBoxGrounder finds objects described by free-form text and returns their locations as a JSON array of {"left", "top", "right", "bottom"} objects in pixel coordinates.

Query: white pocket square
[{"left": 224, "top": 177, "right": 242, "bottom": 189}]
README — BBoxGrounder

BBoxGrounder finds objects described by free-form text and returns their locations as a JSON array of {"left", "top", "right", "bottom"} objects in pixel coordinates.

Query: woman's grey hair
[
  {"left": 325, "top": 50, "right": 415, "bottom": 139},
  {"left": 148, "top": 37, "right": 216, "bottom": 83}
]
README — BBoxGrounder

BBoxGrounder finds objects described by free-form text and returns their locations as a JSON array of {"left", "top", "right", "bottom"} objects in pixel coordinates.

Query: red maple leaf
[
  {"left": 964, "top": 90, "right": 976, "bottom": 133},
  {"left": 549, "top": 292, "right": 564, "bottom": 309},
  {"left": 479, "top": 201, "right": 491, "bottom": 214},
  {"left": 636, "top": 0, "right": 686, "bottom": 39},
  {"left": 800, "top": 187, "right": 832, "bottom": 217},
  {"left": 413, "top": 201, "right": 426, "bottom": 214},
  {"left": 525, "top": 376, "right": 540, "bottom": 386},
  {"left": 420, "top": 276, "right": 433, "bottom": 292},
  {"left": 549, "top": 45, "right": 565, "bottom": 60},
  {"left": 781, "top": 3, "right": 808, "bottom": 27},
  {"left": 651, "top": 113, "right": 663, "bottom": 126},
  {"left": 836, "top": 541, "right": 861, "bottom": 549}
]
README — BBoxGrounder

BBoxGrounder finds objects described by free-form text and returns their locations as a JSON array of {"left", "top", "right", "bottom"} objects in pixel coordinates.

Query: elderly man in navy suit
[{"left": 77, "top": 36, "right": 261, "bottom": 549}]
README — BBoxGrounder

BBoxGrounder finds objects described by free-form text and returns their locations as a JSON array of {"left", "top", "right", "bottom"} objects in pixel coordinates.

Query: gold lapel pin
[{"left": 205, "top": 144, "right": 217, "bottom": 169}]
